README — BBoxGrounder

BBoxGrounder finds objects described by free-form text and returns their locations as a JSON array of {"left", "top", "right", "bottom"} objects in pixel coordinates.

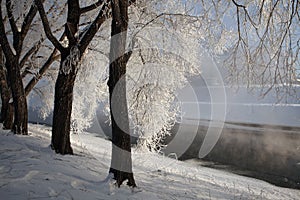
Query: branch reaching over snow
[
  {"left": 34, "top": 0, "right": 64, "bottom": 52},
  {"left": 79, "top": 0, "right": 137, "bottom": 53},
  {"left": 0, "top": 0, "right": 14, "bottom": 59},
  {"left": 80, "top": 0, "right": 104, "bottom": 14},
  {"left": 24, "top": 32, "right": 66, "bottom": 96},
  {"left": 20, "top": 39, "right": 44, "bottom": 69},
  {"left": 79, "top": 0, "right": 111, "bottom": 53},
  {"left": 6, "top": 0, "right": 19, "bottom": 39},
  {"left": 20, "top": 0, "right": 45, "bottom": 42},
  {"left": 25, "top": 49, "right": 60, "bottom": 96}
]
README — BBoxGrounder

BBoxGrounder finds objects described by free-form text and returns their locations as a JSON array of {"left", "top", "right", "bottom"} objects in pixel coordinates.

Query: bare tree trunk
[
  {"left": 35, "top": 0, "right": 121, "bottom": 155},
  {"left": 108, "top": 0, "right": 136, "bottom": 187},
  {"left": 2, "top": 103, "right": 14, "bottom": 129},
  {"left": 51, "top": 50, "right": 76, "bottom": 154},
  {"left": 0, "top": 50, "right": 27, "bottom": 134},
  {"left": 0, "top": 48, "right": 13, "bottom": 129},
  {"left": 0, "top": 0, "right": 40, "bottom": 135},
  {"left": 6, "top": 58, "right": 28, "bottom": 135},
  {"left": 50, "top": 0, "right": 81, "bottom": 155}
]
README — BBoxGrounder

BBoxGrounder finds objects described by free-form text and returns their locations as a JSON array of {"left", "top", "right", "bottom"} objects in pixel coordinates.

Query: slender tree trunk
[
  {"left": 6, "top": 58, "right": 28, "bottom": 135},
  {"left": 51, "top": 50, "right": 77, "bottom": 154},
  {"left": 0, "top": 49, "right": 13, "bottom": 129},
  {"left": 108, "top": 0, "right": 136, "bottom": 187}
]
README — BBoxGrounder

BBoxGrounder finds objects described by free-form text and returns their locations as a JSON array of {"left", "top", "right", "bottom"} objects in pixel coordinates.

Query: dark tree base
[
  {"left": 2, "top": 103, "right": 14, "bottom": 130},
  {"left": 51, "top": 143, "right": 73, "bottom": 155},
  {"left": 5, "top": 57, "right": 28, "bottom": 135},
  {"left": 51, "top": 50, "right": 77, "bottom": 156},
  {"left": 109, "top": 168, "right": 136, "bottom": 187},
  {"left": 108, "top": 0, "right": 136, "bottom": 189}
]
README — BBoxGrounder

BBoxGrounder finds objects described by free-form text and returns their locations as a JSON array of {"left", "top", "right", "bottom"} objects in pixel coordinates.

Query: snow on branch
[
  {"left": 34, "top": 0, "right": 64, "bottom": 52},
  {"left": 61, "top": 45, "right": 80, "bottom": 75},
  {"left": 80, "top": 0, "right": 104, "bottom": 14}
]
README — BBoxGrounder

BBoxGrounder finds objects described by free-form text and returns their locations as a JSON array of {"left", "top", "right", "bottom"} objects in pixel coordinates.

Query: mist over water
[
  {"left": 25, "top": 65, "right": 300, "bottom": 188},
  {"left": 163, "top": 75, "right": 300, "bottom": 188}
]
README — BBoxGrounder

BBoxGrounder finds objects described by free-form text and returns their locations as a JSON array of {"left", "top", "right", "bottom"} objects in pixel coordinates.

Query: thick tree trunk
[
  {"left": 50, "top": 0, "right": 81, "bottom": 155},
  {"left": 0, "top": 0, "right": 39, "bottom": 135},
  {"left": 6, "top": 58, "right": 28, "bottom": 135},
  {"left": 2, "top": 103, "right": 14, "bottom": 129},
  {"left": 108, "top": 0, "right": 136, "bottom": 187},
  {"left": 0, "top": 49, "right": 13, "bottom": 129},
  {"left": 109, "top": 78, "right": 136, "bottom": 187},
  {"left": 51, "top": 51, "right": 76, "bottom": 154}
]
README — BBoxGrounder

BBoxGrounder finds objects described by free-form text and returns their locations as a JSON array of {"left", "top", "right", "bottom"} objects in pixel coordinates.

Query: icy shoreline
[{"left": 0, "top": 124, "right": 299, "bottom": 200}]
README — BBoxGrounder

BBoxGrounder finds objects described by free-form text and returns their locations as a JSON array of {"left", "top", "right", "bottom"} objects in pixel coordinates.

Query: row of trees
[
  {"left": 0, "top": 0, "right": 299, "bottom": 187},
  {"left": 0, "top": 0, "right": 66, "bottom": 132},
  {"left": 0, "top": 0, "right": 137, "bottom": 186}
]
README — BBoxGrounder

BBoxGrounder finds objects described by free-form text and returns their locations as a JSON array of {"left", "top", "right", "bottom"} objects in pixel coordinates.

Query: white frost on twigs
[{"left": 61, "top": 46, "right": 80, "bottom": 75}]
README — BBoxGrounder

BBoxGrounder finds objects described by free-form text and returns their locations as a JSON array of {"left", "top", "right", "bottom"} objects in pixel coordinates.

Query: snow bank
[{"left": 0, "top": 124, "right": 299, "bottom": 199}]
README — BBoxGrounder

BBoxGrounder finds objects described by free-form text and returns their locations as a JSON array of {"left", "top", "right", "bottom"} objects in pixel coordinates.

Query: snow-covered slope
[{"left": 0, "top": 124, "right": 299, "bottom": 200}]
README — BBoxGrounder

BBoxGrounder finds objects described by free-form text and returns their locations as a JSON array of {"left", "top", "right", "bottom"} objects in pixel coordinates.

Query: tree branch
[
  {"left": 6, "top": 0, "right": 19, "bottom": 38},
  {"left": 79, "top": 0, "right": 111, "bottom": 53},
  {"left": 79, "top": 0, "right": 136, "bottom": 53},
  {"left": 0, "top": 0, "right": 14, "bottom": 59},
  {"left": 34, "top": 0, "right": 64, "bottom": 52},
  {"left": 123, "top": 50, "right": 132, "bottom": 64},
  {"left": 25, "top": 49, "right": 60, "bottom": 96},
  {"left": 66, "top": 0, "right": 80, "bottom": 46},
  {"left": 20, "top": 0, "right": 45, "bottom": 42},
  {"left": 80, "top": 0, "right": 104, "bottom": 14},
  {"left": 231, "top": 0, "right": 245, "bottom": 8},
  {"left": 24, "top": 32, "right": 65, "bottom": 96},
  {"left": 20, "top": 39, "right": 43, "bottom": 69}
]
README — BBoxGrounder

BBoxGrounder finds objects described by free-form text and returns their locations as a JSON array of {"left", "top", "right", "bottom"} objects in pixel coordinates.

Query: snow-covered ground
[{"left": 0, "top": 124, "right": 299, "bottom": 200}]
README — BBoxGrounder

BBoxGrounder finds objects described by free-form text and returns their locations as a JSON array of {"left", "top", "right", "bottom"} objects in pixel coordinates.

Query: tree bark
[
  {"left": 108, "top": 0, "right": 136, "bottom": 187},
  {"left": 0, "top": 0, "right": 40, "bottom": 135},
  {"left": 36, "top": 0, "right": 130, "bottom": 155},
  {"left": 2, "top": 103, "right": 14, "bottom": 130},
  {"left": 6, "top": 58, "right": 28, "bottom": 135},
  {"left": 0, "top": 76, "right": 14, "bottom": 129},
  {"left": 0, "top": 48, "right": 13, "bottom": 129},
  {"left": 50, "top": 0, "right": 80, "bottom": 154},
  {"left": 51, "top": 50, "right": 76, "bottom": 154}
]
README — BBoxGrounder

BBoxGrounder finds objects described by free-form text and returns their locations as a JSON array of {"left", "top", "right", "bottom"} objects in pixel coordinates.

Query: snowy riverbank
[{"left": 0, "top": 124, "right": 299, "bottom": 200}]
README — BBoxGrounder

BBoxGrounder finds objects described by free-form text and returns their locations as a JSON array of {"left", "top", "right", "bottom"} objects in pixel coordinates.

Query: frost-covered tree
[
  {"left": 129, "top": 0, "right": 300, "bottom": 151},
  {"left": 0, "top": 0, "right": 66, "bottom": 133},
  {"left": 23, "top": 2, "right": 66, "bottom": 97},
  {"left": 70, "top": 2, "right": 299, "bottom": 185},
  {"left": 108, "top": 0, "right": 136, "bottom": 187},
  {"left": 202, "top": 0, "right": 299, "bottom": 97},
  {"left": 35, "top": 0, "right": 118, "bottom": 154},
  {"left": 31, "top": 0, "right": 299, "bottom": 185},
  {"left": 0, "top": 0, "right": 41, "bottom": 134},
  {"left": 125, "top": 1, "right": 204, "bottom": 151},
  {"left": 71, "top": 0, "right": 208, "bottom": 151}
]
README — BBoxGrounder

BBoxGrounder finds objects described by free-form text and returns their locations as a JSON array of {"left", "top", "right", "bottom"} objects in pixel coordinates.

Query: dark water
[{"left": 164, "top": 121, "right": 300, "bottom": 189}]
